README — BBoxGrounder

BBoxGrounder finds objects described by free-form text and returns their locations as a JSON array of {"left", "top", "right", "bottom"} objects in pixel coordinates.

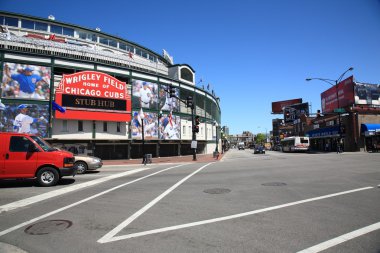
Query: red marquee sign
[{"left": 55, "top": 71, "right": 131, "bottom": 122}]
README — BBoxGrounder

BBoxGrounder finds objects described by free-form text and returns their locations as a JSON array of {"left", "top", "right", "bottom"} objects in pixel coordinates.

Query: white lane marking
[
  {"left": 0, "top": 167, "right": 153, "bottom": 214},
  {"left": 98, "top": 162, "right": 214, "bottom": 243},
  {"left": 297, "top": 221, "right": 380, "bottom": 253},
  {"left": 98, "top": 186, "right": 374, "bottom": 243},
  {"left": 0, "top": 164, "right": 186, "bottom": 237}
]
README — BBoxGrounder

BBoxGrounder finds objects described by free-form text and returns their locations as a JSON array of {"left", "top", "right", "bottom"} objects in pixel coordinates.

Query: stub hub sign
[{"left": 55, "top": 71, "right": 131, "bottom": 121}]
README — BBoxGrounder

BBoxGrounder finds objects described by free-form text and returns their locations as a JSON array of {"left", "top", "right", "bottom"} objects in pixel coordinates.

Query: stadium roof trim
[{"left": 0, "top": 11, "right": 171, "bottom": 65}]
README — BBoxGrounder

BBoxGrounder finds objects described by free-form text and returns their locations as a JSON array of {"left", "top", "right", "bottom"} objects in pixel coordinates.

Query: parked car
[
  {"left": 74, "top": 155, "right": 103, "bottom": 174},
  {"left": 254, "top": 146, "right": 265, "bottom": 154},
  {"left": 0, "top": 132, "right": 76, "bottom": 186}
]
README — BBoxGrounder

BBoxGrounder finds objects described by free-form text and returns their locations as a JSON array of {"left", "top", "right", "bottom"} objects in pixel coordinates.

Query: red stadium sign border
[{"left": 55, "top": 71, "right": 131, "bottom": 122}]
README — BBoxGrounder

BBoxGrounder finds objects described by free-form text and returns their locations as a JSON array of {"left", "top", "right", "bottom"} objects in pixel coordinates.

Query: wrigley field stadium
[{"left": 0, "top": 11, "right": 221, "bottom": 160}]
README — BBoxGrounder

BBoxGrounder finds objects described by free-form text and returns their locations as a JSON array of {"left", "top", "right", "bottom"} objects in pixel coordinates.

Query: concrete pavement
[{"left": 102, "top": 152, "right": 225, "bottom": 166}]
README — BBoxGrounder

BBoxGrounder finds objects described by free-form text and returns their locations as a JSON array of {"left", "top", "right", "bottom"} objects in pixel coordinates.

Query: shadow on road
[{"left": 0, "top": 178, "right": 76, "bottom": 188}]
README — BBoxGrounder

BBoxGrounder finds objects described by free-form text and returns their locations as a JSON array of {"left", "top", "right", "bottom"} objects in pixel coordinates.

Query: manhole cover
[
  {"left": 261, "top": 182, "right": 287, "bottom": 186},
  {"left": 24, "top": 220, "right": 72, "bottom": 235},
  {"left": 203, "top": 188, "right": 231, "bottom": 194}
]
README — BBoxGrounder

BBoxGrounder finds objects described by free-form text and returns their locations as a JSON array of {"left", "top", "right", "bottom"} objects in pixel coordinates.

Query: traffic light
[
  {"left": 193, "top": 116, "right": 200, "bottom": 133},
  {"left": 195, "top": 116, "right": 200, "bottom": 126},
  {"left": 169, "top": 85, "right": 176, "bottom": 98},
  {"left": 186, "top": 96, "right": 193, "bottom": 108}
]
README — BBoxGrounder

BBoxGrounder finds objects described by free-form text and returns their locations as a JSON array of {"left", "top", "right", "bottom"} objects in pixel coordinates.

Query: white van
[{"left": 237, "top": 142, "right": 245, "bottom": 150}]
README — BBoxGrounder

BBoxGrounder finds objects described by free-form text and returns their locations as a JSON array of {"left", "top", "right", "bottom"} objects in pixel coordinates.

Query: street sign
[{"left": 334, "top": 108, "right": 346, "bottom": 113}]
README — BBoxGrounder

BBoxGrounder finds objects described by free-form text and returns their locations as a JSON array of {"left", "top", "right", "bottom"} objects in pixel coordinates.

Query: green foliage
[{"left": 256, "top": 133, "right": 266, "bottom": 144}]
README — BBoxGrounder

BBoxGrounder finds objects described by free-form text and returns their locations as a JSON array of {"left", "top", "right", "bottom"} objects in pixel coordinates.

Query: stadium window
[
  {"left": 21, "top": 19, "right": 34, "bottom": 29},
  {"left": 148, "top": 55, "right": 155, "bottom": 62},
  {"left": 4, "top": 17, "right": 18, "bottom": 27},
  {"left": 103, "top": 122, "right": 108, "bottom": 132},
  {"left": 78, "top": 31, "right": 87, "bottom": 40},
  {"left": 109, "top": 39, "right": 117, "bottom": 48},
  {"left": 91, "top": 34, "right": 97, "bottom": 42},
  {"left": 35, "top": 22, "right": 48, "bottom": 31},
  {"left": 135, "top": 48, "right": 142, "bottom": 56},
  {"left": 180, "top": 68, "right": 194, "bottom": 83},
  {"left": 116, "top": 122, "right": 121, "bottom": 133},
  {"left": 50, "top": 24, "right": 63, "bottom": 34},
  {"left": 62, "top": 27, "right": 74, "bottom": 37},
  {"left": 119, "top": 43, "right": 127, "bottom": 51},
  {"left": 141, "top": 51, "right": 148, "bottom": 59},
  {"left": 99, "top": 37, "right": 108, "bottom": 45},
  {"left": 0, "top": 16, "right": 4, "bottom": 25},
  {"left": 126, "top": 45, "right": 134, "bottom": 53},
  {"left": 78, "top": 121, "right": 83, "bottom": 132}
]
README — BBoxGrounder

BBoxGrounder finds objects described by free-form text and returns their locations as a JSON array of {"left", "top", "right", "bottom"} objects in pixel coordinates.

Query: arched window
[{"left": 180, "top": 68, "right": 194, "bottom": 83}]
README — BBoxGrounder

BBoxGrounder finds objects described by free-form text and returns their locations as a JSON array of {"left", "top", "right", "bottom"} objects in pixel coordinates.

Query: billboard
[
  {"left": 0, "top": 102, "right": 49, "bottom": 137},
  {"left": 55, "top": 71, "right": 131, "bottom": 122},
  {"left": 284, "top": 102, "right": 309, "bottom": 123},
  {"left": 131, "top": 111, "right": 159, "bottom": 139},
  {"left": 159, "top": 113, "right": 180, "bottom": 140},
  {"left": 132, "top": 79, "right": 158, "bottom": 109},
  {"left": 159, "top": 84, "right": 179, "bottom": 112},
  {"left": 321, "top": 76, "right": 355, "bottom": 113},
  {"left": 354, "top": 82, "right": 380, "bottom": 105},
  {"left": 2, "top": 62, "right": 51, "bottom": 100},
  {"left": 272, "top": 98, "right": 302, "bottom": 114}
]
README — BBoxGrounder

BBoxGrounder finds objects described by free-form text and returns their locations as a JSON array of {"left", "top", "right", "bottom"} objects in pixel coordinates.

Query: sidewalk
[{"left": 103, "top": 152, "right": 225, "bottom": 166}]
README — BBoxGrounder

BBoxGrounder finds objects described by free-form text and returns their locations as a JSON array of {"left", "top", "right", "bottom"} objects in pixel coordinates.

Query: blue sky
[{"left": 2, "top": 0, "right": 380, "bottom": 134}]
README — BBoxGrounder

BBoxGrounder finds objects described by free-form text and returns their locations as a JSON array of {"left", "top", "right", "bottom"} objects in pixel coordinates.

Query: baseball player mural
[
  {"left": 0, "top": 103, "right": 50, "bottom": 137},
  {"left": 159, "top": 112, "right": 180, "bottom": 140},
  {"left": 159, "top": 84, "right": 179, "bottom": 112},
  {"left": 13, "top": 104, "right": 48, "bottom": 134},
  {"left": 131, "top": 110, "right": 158, "bottom": 139},
  {"left": 2, "top": 63, "right": 51, "bottom": 100},
  {"left": 132, "top": 79, "right": 158, "bottom": 109}
]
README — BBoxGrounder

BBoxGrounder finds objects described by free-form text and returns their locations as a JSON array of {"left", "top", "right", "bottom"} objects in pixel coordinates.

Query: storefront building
[
  {"left": 0, "top": 11, "right": 221, "bottom": 159},
  {"left": 306, "top": 76, "right": 380, "bottom": 152}
]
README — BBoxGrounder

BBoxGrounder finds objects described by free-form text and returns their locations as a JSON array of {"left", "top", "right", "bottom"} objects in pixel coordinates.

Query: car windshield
[{"left": 30, "top": 136, "right": 56, "bottom": 152}]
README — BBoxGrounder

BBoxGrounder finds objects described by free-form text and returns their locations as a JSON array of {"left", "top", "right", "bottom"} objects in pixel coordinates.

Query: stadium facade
[{"left": 0, "top": 11, "right": 221, "bottom": 159}]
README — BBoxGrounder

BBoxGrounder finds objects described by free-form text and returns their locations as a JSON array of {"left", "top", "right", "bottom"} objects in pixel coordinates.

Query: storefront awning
[
  {"left": 361, "top": 123, "right": 380, "bottom": 136},
  {"left": 306, "top": 126, "right": 339, "bottom": 139}
]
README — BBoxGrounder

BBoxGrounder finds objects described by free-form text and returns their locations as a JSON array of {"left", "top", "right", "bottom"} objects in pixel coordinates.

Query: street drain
[
  {"left": 24, "top": 220, "right": 73, "bottom": 235},
  {"left": 262, "top": 182, "right": 287, "bottom": 186},
  {"left": 204, "top": 188, "right": 231, "bottom": 194}
]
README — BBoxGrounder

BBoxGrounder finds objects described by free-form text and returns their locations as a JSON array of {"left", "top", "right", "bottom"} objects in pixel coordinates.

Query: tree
[{"left": 255, "top": 133, "right": 266, "bottom": 144}]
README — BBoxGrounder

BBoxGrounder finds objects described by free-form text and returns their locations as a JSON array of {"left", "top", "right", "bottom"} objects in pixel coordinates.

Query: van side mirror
[{"left": 28, "top": 144, "right": 39, "bottom": 153}]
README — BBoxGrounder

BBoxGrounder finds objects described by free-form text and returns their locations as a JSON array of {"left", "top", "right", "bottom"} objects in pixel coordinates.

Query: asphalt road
[{"left": 0, "top": 150, "right": 379, "bottom": 253}]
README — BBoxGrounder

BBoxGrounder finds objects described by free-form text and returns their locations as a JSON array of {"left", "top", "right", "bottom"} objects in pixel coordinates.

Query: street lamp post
[
  {"left": 139, "top": 108, "right": 146, "bottom": 164},
  {"left": 214, "top": 121, "right": 219, "bottom": 153},
  {"left": 306, "top": 67, "right": 353, "bottom": 153}
]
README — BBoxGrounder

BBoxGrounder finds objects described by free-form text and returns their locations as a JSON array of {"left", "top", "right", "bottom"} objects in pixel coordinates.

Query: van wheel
[
  {"left": 75, "top": 161, "right": 88, "bottom": 174},
  {"left": 37, "top": 167, "right": 59, "bottom": 187}
]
